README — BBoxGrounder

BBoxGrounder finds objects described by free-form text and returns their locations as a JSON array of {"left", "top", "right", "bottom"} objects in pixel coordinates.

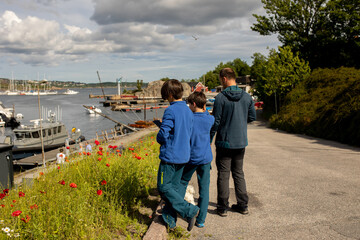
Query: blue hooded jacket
[
  {"left": 210, "top": 86, "right": 256, "bottom": 149},
  {"left": 157, "top": 101, "right": 193, "bottom": 164},
  {"left": 189, "top": 111, "right": 214, "bottom": 165}
]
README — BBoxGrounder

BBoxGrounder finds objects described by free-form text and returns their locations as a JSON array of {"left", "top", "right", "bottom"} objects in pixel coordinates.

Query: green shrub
[
  {"left": 270, "top": 67, "right": 360, "bottom": 146},
  {"left": 0, "top": 134, "right": 159, "bottom": 239}
]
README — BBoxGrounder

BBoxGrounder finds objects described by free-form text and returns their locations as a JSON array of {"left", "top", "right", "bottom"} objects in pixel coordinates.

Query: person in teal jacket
[
  {"left": 157, "top": 79, "right": 199, "bottom": 231},
  {"left": 210, "top": 68, "right": 256, "bottom": 217}
]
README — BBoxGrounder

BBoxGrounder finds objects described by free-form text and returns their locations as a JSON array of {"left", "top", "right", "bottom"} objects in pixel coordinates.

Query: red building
[{"left": 187, "top": 82, "right": 208, "bottom": 92}]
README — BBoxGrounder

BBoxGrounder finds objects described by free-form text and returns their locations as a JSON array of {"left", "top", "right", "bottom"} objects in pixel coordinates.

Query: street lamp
[{"left": 37, "top": 79, "right": 47, "bottom": 167}]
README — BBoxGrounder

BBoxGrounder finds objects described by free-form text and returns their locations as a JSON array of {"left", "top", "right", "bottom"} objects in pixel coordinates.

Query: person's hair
[
  {"left": 161, "top": 79, "right": 183, "bottom": 100},
  {"left": 187, "top": 91, "right": 207, "bottom": 109},
  {"left": 219, "top": 68, "right": 236, "bottom": 80},
  {"left": 59, "top": 148, "right": 63, "bottom": 152}
]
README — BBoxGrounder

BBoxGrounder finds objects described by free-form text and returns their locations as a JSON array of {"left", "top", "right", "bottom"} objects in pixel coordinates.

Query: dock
[
  {"left": 13, "top": 147, "right": 66, "bottom": 166},
  {"left": 112, "top": 105, "right": 168, "bottom": 112}
]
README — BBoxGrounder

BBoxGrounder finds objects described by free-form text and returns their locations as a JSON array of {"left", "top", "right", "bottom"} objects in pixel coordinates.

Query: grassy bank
[
  {"left": 1, "top": 133, "right": 160, "bottom": 239},
  {"left": 270, "top": 67, "right": 360, "bottom": 146}
]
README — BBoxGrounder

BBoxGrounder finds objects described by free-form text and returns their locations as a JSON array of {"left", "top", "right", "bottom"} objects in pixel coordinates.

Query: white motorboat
[
  {"left": 86, "top": 106, "right": 102, "bottom": 114},
  {"left": 63, "top": 89, "right": 79, "bottom": 95}
]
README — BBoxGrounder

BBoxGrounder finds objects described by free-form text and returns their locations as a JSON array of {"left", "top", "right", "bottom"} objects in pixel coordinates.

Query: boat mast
[{"left": 96, "top": 71, "right": 106, "bottom": 100}]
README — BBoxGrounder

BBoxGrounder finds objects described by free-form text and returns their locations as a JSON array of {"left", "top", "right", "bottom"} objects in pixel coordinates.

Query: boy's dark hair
[
  {"left": 219, "top": 68, "right": 236, "bottom": 80},
  {"left": 161, "top": 79, "right": 183, "bottom": 100},
  {"left": 187, "top": 91, "right": 207, "bottom": 109}
]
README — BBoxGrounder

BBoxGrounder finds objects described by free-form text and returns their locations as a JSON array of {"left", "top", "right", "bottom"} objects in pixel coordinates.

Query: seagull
[{"left": 192, "top": 35, "right": 199, "bottom": 40}]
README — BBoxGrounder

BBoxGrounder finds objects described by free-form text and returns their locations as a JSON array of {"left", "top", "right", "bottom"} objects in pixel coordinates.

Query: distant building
[{"left": 187, "top": 82, "right": 207, "bottom": 92}]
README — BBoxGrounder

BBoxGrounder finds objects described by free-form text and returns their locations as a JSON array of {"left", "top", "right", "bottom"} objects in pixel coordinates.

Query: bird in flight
[{"left": 192, "top": 35, "right": 199, "bottom": 40}]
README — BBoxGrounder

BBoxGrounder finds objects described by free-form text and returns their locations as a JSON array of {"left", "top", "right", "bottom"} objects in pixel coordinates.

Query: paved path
[{"left": 176, "top": 122, "right": 360, "bottom": 239}]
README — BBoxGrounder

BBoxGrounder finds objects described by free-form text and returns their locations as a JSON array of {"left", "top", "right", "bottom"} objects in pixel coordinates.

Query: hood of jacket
[{"left": 221, "top": 85, "right": 244, "bottom": 101}]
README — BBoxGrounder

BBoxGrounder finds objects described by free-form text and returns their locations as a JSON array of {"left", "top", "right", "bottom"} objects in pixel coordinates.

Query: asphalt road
[{"left": 177, "top": 121, "right": 360, "bottom": 240}]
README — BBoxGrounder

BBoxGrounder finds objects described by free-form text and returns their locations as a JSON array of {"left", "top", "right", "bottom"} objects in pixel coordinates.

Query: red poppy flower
[
  {"left": 136, "top": 156, "right": 141, "bottom": 160},
  {"left": 83, "top": 151, "right": 86, "bottom": 155},
  {"left": 87, "top": 152, "right": 91, "bottom": 156},
  {"left": 99, "top": 147, "right": 103, "bottom": 151},
  {"left": 97, "top": 190, "right": 103, "bottom": 196},
  {"left": 59, "top": 180, "right": 66, "bottom": 185},
  {"left": 106, "top": 163, "right": 110, "bottom": 167},
  {"left": 98, "top": 157, "right": 102, "bottom": 161},
  {"left": 66, "top": 146, "right": 70, "bottom": 149},
  {"left": 100, "top": 180, "right": 107, "bottom": 185},
  {"left": 108, "top": 145, "right": 113, "bottom": 149},
  {"left": 97, "top": 151, "right": 103, "bottom": 156},
  {"left": 69, "top": 183, "right": 77, "bottom": 188},
  {"left": 39, "top": 172, "right": 44, "bottom": 176},
  {"left": 3, "top": 189, "right": 9, "bottom": 194},
  {"left": 95, "top": 140, "right": 100, "bottom": 145},
  {"left": 30, "top": 204, "right": 38, "bottom": 210},
  {"left": 10, "top": 204, "right": 14, "bottom": 207},
  {"left": 40, "top": 191, "right": 46, "bottom": 194},
  {"left": 57, "top": 166, "right": 60, "bottom": 170},
  {"left": 0, "top": 204, "right": 5, "bottom": 208},
  {"left": 13, "top": 200, "right": 16, "bottom": 203},
  {"left": 21, "top": 215, "right": 31, "bottom": 223},
  {"left": 145, "top": 153, "right": 149, "bottom": 156},
  {"left": 79, "top": 152, "right": 82, "bottom": 155},
  {"left": 118, "top": 153, "right": 121, "bottom": 156},
  {"left": 0, "top": 193, "right": 5, "bottom": 200},
  {"left": 106, "top": 152, "right": 109, "bottom": 156},
  {"left": 116, "top": 149, "right": 120, "bottom": 152},
  {"left": 12, "top": 210, "right": 22, "bottom": 217},
  {"left": 18, "top": 191, "right": 25, "bottom": 197},
  {"left": 113, "top": 145, "right": 117, "bottom": 149}
]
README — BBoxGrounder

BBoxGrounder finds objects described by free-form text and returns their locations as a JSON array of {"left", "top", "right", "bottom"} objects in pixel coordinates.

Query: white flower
[
  {"left": 14, "top": 233, "right": 20, "bottom": 238},
  {"left": 2, "top": 227, "right": 10, "bottom": 233},
  {"left": 0, "top": 220, "right": 3, "bottom": 224}
]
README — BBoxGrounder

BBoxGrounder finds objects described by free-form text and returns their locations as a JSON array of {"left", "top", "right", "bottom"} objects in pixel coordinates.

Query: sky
[{"left": 0, "top": 0, "right": 280, "bottom": 83}]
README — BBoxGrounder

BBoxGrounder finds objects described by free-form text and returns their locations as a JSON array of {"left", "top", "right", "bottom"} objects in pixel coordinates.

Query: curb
[{"left": 143, "top": 200, "right": 168, "bottom": 240}]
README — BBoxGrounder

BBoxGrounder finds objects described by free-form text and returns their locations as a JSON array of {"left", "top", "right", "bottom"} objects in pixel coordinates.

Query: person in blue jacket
[
  {"left": 156, "top": 79, "right": 199, "bottom": 231},
  {"left": 210, "top": 68, "right": 256, "bottom": 217},
  {"left": 179, "top": 91, "right": 214, "bottom": 228}
]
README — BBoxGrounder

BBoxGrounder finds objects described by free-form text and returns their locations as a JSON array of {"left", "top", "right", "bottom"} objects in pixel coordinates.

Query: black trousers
[{"left": 216, "top": 147, "right": 248, "bottom": 210}]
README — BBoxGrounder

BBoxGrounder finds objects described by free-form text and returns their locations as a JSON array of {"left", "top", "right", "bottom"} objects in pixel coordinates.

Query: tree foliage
[{"left": 252, "top": 0, "right": 360, "bottom": 69}]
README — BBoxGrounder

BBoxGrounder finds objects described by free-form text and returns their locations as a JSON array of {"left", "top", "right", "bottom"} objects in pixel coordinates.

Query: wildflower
[
  {"left": 113, "top": 145, "right": 117, "bottom": 149},
  {"left": 10, "top": 205, "right": 14, "bottom": 207},
  {"left": 12, "top": 200, "right": 16, "bottom": 203},
  {"left": 11, "top": 210, "right": 22, "bottom": 217},
  {"left": 66, "top": 146, "right": 70, "bottom": 149},
  {"left": 98, "top": 157, "right": 102, "bottom": 161},
  {"left": 0, "top": 193, "right": 5, "bottom": 200},
  {"left": 87, "top": 152, "right": 91, "bottom": 156},
  {"left": 69, "top": 183, "right": 77, "bottom": 188},
  {"left": 97, "top": 151, "right": 103, "bottom": 156},
  {"left": 136, "top": 156, "right": 141, "bottom": 160},
  {"left": 18, "top": 192, "right": 25, "bottom": 198},
  {"left": 79, "top": 152, "right": 82, "bottom": 155},
  {"left": 57, "top": 166, "right": 60, "bottom": 170},
  {"left": 59, "top": 180, "right": 66, "bottom": 185},
  {"left": 108, "top": 145, "right": 113, "bottom": 149},
  {"left": 100, "top": 180, "right": 107, "bottom": 185},
  {"left": 3, "top": 189, "right": 9, "bottom": 194},
  {"left": 118, "top": 153, "right": 121, "bottom": 156},
  {"left": 0, "top": 204, "right": 5, "bottom": 208},
  {"left": 95, "top": 140, "right": 100, "bottom": 145},
  {"left": 145, "top": 153, "right": 149, "bottom": 156},
  {"left": 2, "top": 227, "right": 10, "bottom": 233},
  {"left": 97, "top": 190, "right": 103, "bottom": 196},
  {"left": 83, "top": 151, "right": 86, "bottom": 155},
  {"left": 21, "top": 215, "right": 30, "bottom": 223},
  {"left": 99, "top": 147, "right": 103, "bottom": 151},
  {"left": 39, "top": 172, "right": 44, "bottom": 176},
  {"left": 106, "top": 152, "right": 109, "bottom": 156},
  {"left": 116, "top": 149, "right": 120, "bottom": 152},
  {"left": 149, "top": 215, "right": 152, "bottom": 219},
  {"left": 106, "top": 163, "right": 110, "bottom": 167},
  {"left": 30, "top": 204, "right": 38, "bottom": 210},
  {"left": 40, "top": 191, "right": 46, "bottom": 194}
]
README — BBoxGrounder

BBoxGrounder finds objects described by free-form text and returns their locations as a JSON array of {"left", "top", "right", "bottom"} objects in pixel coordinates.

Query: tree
[
  {"left": 264, "top": 46, "right": 311, "bottom": 112},
  {"left": 136, "top": 79, "right": 143, "bottom": 91},
  {"left": 250, "top": 52, "right": 267, "bottom": 101},
  {"left": 252, "top": 0, "right": 360, "bottom": 69}
]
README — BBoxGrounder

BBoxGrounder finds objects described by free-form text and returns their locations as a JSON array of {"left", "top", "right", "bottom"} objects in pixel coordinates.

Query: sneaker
[
  {"left": 195, "top": 222, "right": 205, "bottom": 228},
  {"left": 231, "top": 204, "right": 249, "bottom": 215},
  {"left": 216, "top": 208, "right": 228, "bottom": 217},
  {"left": 187, "top": 209, "right": 199, "bottom": 231}
]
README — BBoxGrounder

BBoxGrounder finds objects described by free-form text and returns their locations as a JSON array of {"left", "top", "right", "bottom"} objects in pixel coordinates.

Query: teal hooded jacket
[{"left": 210, "top": 86, "right": 256, "bottom": 149}]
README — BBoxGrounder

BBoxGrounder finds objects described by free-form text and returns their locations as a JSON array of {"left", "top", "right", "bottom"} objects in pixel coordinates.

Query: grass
[{"left": 0, "top": 133, "right": 160, "bottom": 239}]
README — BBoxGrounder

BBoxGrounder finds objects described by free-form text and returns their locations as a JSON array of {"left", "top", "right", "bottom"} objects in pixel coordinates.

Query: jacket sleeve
[
  {"left": 210, "top": 95, "right": 222, "bottom": 143},
  {"left": 247, "top": 99, "right": 256, "bottom": 123},
  {"left": 156, "top": 109, "right": 174, "bottom": 145}
]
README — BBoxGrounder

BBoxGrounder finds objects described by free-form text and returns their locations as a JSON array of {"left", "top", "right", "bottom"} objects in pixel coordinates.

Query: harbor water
[{"left": 0, "top": 88, "right": 165, "bottom": 141}]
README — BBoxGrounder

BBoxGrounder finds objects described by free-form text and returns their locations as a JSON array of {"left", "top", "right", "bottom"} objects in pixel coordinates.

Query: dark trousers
[{"left": 216, "top": 148, "right": 248, "bottom": 210}]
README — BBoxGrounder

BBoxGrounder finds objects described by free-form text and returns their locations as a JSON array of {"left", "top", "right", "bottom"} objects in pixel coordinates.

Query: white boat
[
  {"left": 86, "top": 106, "right": 102, "bottom": 114},
  {"left": 63, "top": 89, "right": 79, "bottom": 95},
  {"left": 0, "top": 101, "right": 14, "bottom": 118}
]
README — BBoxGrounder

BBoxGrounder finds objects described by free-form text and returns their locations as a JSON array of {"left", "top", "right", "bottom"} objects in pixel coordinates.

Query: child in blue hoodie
[
  {"left": 179, "top": 92, "right": 214, "bottom": 228},
  {"left": 156, "top": 79, "right": 200, "bottom": 231}
]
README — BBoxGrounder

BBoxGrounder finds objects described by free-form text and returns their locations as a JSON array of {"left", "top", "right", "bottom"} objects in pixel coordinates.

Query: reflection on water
[{"left": 0, "top": 88, "right": 165, "bottom": 140}]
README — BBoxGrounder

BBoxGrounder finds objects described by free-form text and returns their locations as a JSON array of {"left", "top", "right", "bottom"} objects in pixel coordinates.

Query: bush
[
  {"left": 270, "top": 67, "right": 360, "bottom": 146},
  {"left": 0, "top": 134, "right": 160, "bottom": 239}
]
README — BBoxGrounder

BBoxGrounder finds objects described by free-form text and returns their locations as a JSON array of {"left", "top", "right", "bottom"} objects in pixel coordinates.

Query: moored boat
[
  {"left": 86, "top": 106, "right": 102, "bottom": 114},
  {"left": 63, "top": 89, "right": 79, "bottom": 95}
]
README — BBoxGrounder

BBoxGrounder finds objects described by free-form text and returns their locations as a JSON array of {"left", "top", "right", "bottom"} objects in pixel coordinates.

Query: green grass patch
[{"left": 0, "top": 133, "right": 160, "bottom": 239}]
